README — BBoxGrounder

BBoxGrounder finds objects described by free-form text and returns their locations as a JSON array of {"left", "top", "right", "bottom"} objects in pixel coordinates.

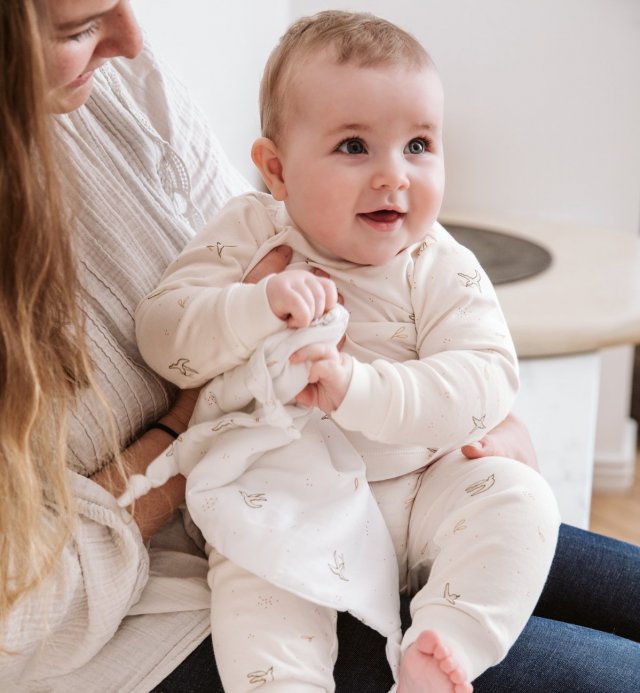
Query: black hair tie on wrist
[{"left": 147, "top": 422, "right": 180, "bottom": 439}]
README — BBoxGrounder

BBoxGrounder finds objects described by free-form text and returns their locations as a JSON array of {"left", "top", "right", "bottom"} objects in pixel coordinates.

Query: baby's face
[{"left": 276, "top": 53, "right": 445, "bottom": 266}]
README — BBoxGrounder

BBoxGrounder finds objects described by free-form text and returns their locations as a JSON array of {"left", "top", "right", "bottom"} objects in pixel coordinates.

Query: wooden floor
[{"left": 589, "top": 448, "right": 640, "bottom": 545}]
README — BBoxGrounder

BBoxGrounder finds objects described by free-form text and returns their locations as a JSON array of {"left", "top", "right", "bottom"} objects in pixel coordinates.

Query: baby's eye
[
  {"left": 405, "top": 138, "right": 429, "bottom": 155},
  {"left": 337, "top": 138, "right": 367, "bottom": 155}
]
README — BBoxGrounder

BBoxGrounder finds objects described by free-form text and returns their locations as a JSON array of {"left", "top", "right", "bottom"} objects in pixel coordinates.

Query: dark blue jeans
[{"left": 153, "top": 524, "right": 640, "bottom": 692}]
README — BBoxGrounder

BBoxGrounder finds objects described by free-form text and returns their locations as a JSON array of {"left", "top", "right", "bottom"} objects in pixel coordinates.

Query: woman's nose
[
  {"left": 370, "top": 154, "right": 410, "bottom": 191},
  {"left": 97, "top": 1, "right": 143, "bottom": 60}
]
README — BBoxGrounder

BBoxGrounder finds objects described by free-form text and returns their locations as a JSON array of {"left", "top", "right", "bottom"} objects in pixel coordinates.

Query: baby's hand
[
  {"left": 291, "top": 344, "right": 353, "bottom": 413},
  {"left": 267, "top": 270, "right": 338, "bottom": 328}
]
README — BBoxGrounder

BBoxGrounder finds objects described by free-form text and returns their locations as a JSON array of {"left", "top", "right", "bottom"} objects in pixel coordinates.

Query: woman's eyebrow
[
  {"left": 55, "top": 12, "right": 107, "bottom": 31},
  {"left": 55, "top": 2, "right": 118, "bottom": 32}
]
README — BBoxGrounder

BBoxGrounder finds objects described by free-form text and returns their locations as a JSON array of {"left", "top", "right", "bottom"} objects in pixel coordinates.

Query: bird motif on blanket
[
  {"left": 168, "top": 358, "right": 199, "bottom": 377},
  {"left": 329, "top": 550, "right": 349, "bottom": 581},
  {"left": 239, "top": 491, "right": 268, "bottom": 509},
  {"left": 443, "top": 582, "right": 461, "bottom": 605},
  {"left": 247, "top": 667, "right": 274, "bottom": 685}
]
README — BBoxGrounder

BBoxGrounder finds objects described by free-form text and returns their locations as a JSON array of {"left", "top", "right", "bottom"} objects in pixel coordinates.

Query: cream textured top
[{"left": 0, "top": 45, "right": 249, "bottom": 692}]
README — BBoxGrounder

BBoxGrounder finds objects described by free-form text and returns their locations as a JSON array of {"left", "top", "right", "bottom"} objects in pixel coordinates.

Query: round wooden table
[{"left": 442, "top": 214, "right": 640, "bottom": 358}]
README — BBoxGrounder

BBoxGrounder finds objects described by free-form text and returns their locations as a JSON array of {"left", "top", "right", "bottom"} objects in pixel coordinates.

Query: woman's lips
[{"left": 71, "top": 70, "right": 95, "bottom": 87}]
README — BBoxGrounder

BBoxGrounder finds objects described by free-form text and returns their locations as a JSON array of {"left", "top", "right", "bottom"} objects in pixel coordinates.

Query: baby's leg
[
  {"left": 208, "top": 548, "right": 337, "bottom": 692},
  {"left": 401, "top": 452, "right": 560, "bottom": 688}
]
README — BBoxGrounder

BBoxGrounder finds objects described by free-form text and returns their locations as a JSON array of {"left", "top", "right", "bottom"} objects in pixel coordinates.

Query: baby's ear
[{"left": 251, "top": 137, "right": 287, "bottom": 201}]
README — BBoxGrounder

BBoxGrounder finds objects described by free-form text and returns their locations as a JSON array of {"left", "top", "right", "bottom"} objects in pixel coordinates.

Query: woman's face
[{"left": 42, "top": 0, "right": 143, "bottom": 113}]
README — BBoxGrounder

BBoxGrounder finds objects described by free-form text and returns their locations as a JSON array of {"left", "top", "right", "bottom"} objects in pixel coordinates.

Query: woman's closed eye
[{"left": 61, "top": 21, "right": 100, "bottom": 43}]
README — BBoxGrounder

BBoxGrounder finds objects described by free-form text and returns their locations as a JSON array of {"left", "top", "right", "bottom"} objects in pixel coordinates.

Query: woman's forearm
[
  {"left": 91, "top": 429, "right": 185, "bottom": 542},
  {"left": 91, "top": 389, "right": 198, "bottom": 542}
]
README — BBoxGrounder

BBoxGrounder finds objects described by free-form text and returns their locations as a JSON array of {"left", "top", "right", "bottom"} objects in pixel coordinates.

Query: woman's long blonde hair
[{"left": 0, "top": 0, "right": 94, "bottom": 626}]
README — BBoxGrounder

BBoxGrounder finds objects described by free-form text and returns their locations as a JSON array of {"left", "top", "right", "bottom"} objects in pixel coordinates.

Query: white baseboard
[{"left": 593, "top": 418, "right": 638, "bottom": 492}]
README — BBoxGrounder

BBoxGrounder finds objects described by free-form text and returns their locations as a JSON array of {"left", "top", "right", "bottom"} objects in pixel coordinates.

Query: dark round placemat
[{"left": 444, "top": 223, "right": 553, "bottom": 285}]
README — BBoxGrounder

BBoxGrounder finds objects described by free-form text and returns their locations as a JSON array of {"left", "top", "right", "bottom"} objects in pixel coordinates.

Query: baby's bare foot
[{"left": 396, "top": 630, "right": 472, "bottom": 693}]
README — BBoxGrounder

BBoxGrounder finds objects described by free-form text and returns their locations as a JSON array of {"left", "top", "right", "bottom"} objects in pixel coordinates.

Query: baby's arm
[
  {"left": 300, "top": 231, "right": 519, "bottom": 453},
  {"left": 267, "top": 245, "right": 534, "bottom": 470},
  {"left": 135, "top": 194, "right": 289, "bottom": 387},
  {"left": 136, "top": 194, "right": 337, "bottom": 388}
]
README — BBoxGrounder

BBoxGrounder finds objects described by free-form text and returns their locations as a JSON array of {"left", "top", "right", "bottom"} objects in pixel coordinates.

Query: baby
[{"left": 132, "top": 10, "right": 560, "bottom": 693}]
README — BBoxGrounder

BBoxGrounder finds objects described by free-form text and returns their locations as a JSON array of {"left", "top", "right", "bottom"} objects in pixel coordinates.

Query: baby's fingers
[
  {"left": 285, "top": 289, "right": 316, "bottom": 328},
  {"left": 307, "top": 275, "right": 338, "bottom": 319},
  {"left": 284, "top": 275, "right": 337, "bottom": 327},
  {"left": 294, "top": 383, "right": 316, "bottom": 408},
  {"left": 290, "top": 342, "right": 340, "bottom": 366}
]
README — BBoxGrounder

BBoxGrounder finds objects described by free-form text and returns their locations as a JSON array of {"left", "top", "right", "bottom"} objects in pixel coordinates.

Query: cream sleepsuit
[{"left": 134, "top": 191, "right": 561, "bottom": 691}]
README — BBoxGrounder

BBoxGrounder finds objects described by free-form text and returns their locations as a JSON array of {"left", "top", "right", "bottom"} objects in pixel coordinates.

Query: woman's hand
[
  {"left": 461, "top": 412, "right": 539, "bottom": 471},
  {"left": 244, "top": 245, "right": 293, "bottom": 282}
]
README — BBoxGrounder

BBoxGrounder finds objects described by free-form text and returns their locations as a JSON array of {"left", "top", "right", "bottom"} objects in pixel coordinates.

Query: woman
[{"left": 1, "top": 1, "right": 638, "bottom": 691}]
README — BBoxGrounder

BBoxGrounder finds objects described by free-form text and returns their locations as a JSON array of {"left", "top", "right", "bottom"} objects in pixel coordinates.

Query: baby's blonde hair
[{"left": 259, "top": 10, "right": 433, "bottom": 142}]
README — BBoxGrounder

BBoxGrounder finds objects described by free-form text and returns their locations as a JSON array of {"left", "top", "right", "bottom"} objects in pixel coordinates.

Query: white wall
[
  {"left": 294, "top": 0, "right": 640, "bottom": 234},
  {"left": 134, "top": 0, "right": 290, "bottom": 187}
]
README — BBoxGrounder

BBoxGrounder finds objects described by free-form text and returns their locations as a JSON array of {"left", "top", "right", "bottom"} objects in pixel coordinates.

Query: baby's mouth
[{"left": 359, "top": 210, "right": 405, "bottom": 223}]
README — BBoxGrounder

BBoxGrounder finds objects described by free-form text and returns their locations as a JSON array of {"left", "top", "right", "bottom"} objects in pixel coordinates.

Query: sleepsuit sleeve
[
  {"left": 333, "top": 227, "right": 519, "bottom": 455},
  {"left": 135, "top": 192, "right": 286, "bottom": 388}
]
